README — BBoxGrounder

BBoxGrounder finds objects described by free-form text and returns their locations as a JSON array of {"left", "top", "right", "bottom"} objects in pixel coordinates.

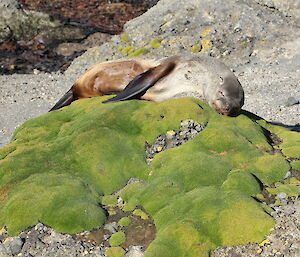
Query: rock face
[
  {"left": 0, "top": 97, "right": 299, "bottom": 257},
  {"left": 0, "top": 0, "right": 86, "bottom": 42}
]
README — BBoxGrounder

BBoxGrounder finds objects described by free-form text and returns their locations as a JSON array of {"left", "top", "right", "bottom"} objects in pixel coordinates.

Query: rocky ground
[
  {"left": 0, "top": 0, "right": 299, "bottom": 256},
  {"left": 1, "top": 197, "right": 299, "bottom": 257}
]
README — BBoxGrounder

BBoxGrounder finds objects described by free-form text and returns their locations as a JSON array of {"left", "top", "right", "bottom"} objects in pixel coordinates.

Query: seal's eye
[
  {"left": 219, "top": 90, "right": 225, "bottom": 97},
  {"left": 219, "top": 77, "right": 224, "bottom": 83}
]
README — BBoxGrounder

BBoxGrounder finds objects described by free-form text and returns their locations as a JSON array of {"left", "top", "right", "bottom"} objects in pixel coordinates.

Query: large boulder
[
  {"left": 66, "top": 0, "right": 300, "bottom": 72},
  {"left": 0, "top": 0, "right": 86, "bottom": 42},
  {"left": 0, "top": 97, "right": 299, "bottom": 256}
]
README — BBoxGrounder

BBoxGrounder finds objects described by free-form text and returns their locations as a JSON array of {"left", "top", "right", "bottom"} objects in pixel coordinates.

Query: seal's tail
[
  {"left": 102, "top": 58, "right": 177, "bottom": 103},
  {"left": 49, "top": 88, "right": 76, "bottom": 112}
]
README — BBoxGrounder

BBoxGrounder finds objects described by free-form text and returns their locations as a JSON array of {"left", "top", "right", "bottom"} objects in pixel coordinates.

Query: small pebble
[
  {"left": 104, "top": 222, "right": 118, "bottom": 234},
  {"left": 277, "top": 192, "right": 287, "bottom": 199}
]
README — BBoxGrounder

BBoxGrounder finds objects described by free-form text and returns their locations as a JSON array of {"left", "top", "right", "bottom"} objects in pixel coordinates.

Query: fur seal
[{"left": 50, "top": 54, "right": 244, "bottom": 116}]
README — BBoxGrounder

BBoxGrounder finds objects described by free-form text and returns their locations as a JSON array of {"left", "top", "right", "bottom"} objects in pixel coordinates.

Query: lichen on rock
[{"left": 0, "top": 97, "right": 299, "bottom": 257}]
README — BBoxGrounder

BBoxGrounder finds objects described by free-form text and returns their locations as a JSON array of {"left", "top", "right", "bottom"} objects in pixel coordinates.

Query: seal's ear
[{"left": 102, "top": 60, "right": 176, "bottom": 103}]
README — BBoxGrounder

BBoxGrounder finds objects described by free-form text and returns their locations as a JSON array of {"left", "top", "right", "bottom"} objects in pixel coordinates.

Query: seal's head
[{"left": 211, "top": 76, "right": 244, "bottom": 116}]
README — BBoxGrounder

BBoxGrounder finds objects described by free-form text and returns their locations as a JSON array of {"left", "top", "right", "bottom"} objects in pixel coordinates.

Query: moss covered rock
[
  {"left": 118, "top": 217, "right": 131, "bottom": 227},
  {"left": 105, "top": 247, "right": 125, "bottom": 257},
  {"left": 0, "top": 97, "right": 299, "bottom": 257},
  {"left": 109, "top": 231, "right": 126, "bottom": 247}
]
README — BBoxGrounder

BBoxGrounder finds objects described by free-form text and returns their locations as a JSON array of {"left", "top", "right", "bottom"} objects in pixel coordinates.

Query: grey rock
[
  {"left": 145, "top": 120, "right": 206, "bottom": 163},
  {"left": 0, "top": 0, "right": 19, "bottom": 8},
  {"left": 67, "top": 0, "right": 299, "bottom": 72},
  {"left": 0, "top": 1, "right": 86, "bottom": 42},
  {"left": 118, "top": 197, "right": 124, "bottom": 205},
  {"left": 34, "top": 223, "right": 45, "bottom": 231},
  {"left": 124, "top": 246, "right": 144, "bottom": 257},
  {"left": 277, "top": 192, "right": 287, "bottom": 199},
  {"left": 0, "top": 244, "right": 9, "bottom": 257},
  {"left": 104, "top": 222, "right": 119, "bottom": 234},
  {"left": 284, "top": 171, "right": 292, "bottom": 179},
  {"left": 254, "top": 0, "right": 300, "bottom": 25},
  {"left": 2, "top": 236, "right": 24, "bottom": 255},
  {"left": 126, "top": 178, "right": 147, "bottom": 185}
]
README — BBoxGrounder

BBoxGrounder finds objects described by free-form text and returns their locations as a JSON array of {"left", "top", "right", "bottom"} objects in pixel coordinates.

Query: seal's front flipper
[
  {"left": 49, "top": 88, "right": 76, "bottom": 112},
  {"left": 102, "top": 59, "right": 176, "bottom": 103}
]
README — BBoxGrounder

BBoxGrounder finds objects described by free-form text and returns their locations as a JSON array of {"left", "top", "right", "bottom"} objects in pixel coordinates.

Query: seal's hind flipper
[
  {"left": 49, "top": 88, "right": 76, "bottom": 112},
  {"left": 102, "top": 59, "right": 176, "bottom": 103}
]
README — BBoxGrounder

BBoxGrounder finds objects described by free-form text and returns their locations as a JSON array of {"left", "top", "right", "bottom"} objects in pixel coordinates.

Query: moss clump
[
  {"left": 266, "top": 183, "right": 299, "bottom": 197},
  {"left": 121, "top": 202, "right": 137, "bottom": 212},
  {"left": 120, "top": 45, "right": 134, "bottom": 55},
  {"left": 105, "top": 247, "right": 125, "bottom": 257},
  {"left": 0, "top": 97, "right": 299, "bottom": 257},
  {"left": 102, "top": 195, "right": 118, "bottom": 207},
  {"left": 118, "top": 217, "right": 131, "bottom": 227},
  {"left": 133, "top": 209, "right": 148, "bottom": 220},
  {"left": 109, "top": 231, "right": 126, "bottom": 246},
  {"left": 0, "top": 173, "right": 105, "bottom": 234},
  {"left": 128, "top": 47, "right": 147, "bottom": 57},
  {"left": 191, "top": 45, "right": 202, "bottom": 53},
  {"left": 150, "top": 39, "right": 161, "bottom": 48},
  {"left": 120, "top": 33, "right": 128, "bottom": 44},
  {"left": 291, "top": 160, "right": 300, "bottom": 170}
]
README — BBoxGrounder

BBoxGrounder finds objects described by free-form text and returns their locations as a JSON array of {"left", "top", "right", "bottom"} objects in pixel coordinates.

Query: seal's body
[{"left": 50, "top": 55, "right": 244, "bottom": 116}]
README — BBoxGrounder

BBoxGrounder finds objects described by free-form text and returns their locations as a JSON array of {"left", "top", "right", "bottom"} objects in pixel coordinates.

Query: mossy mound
[{"left": 0, "top": 97, "right": 299, "bottom": 257}]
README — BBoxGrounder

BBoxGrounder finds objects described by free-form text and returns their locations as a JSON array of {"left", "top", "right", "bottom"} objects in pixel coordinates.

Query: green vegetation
[
  {"left": 132, "top": 209, "right": 148, "bottom": 220},
  {"left": 109, "top": 231, "right": 126, "bottom": 246},
  {"left": 102, "top": 195, "right": 118, "bottom": 207},
  {"left": 105, "top": 247, "right": 125, "bottom": 257},
  {"left": 118, "top": 217, "right": 131, "bottom": 227},
  {"left": 0, "top": 96, "right": 299, "bottom": 257}
]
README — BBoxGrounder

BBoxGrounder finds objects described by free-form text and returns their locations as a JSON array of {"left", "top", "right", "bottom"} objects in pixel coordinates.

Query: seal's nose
[
  {"left": 220, "top": 106, "right": 231, "bottom": 115},
  {"left": 222, "top": 106, "right": 230, "bottom": 112}
]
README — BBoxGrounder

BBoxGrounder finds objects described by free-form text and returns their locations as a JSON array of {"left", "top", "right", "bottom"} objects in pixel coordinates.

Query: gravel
[{"left": 0, "top": 72, "right": 76, "bottom": 147}]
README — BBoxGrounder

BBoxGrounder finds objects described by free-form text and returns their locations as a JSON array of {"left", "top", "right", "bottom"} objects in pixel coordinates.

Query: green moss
[
  {"left": 102, "top": 195, "right": 118, "bottom": 207},
  {"left": 108, "top": 209, "right": 117, "bottom": 216},
  {"left": 266, "top": 184, "right": 299, "bottom": 197},
  {"left": 120, "top": 33, "right": 128, "bottom": 44},
  {"left": 109, "top": 231, "right": 126, "bottom": 246},
  {"left": 133, "top": 209, "right": 148, "bottom": 220},
  {"left": 190, "top": 45, "right": 202, "bottom": 53},
  {"left": 0, "top": 97, "right": 299, "bottom": 256},
  {"left": 0, "top": 173, "right": 105, "bottom": 234},
  {"left": 221, "top": 169, "right": 262, "bottom": 195},
  {"left": 120, "top": 45, "right": 133, "bottom": 55},
  {"left": 121, "top": 201, "right": 137, "bottom": 212},
  {"left": 128, "top": 47, "right": 147, "bottom": 57},
  {"left": 291, "top": 160, "right": 300, "bottom": 170},
  {"left": 105, "top": 247, "right": 125, "bottom": 257},
  {"left": 118, "top": 217, "right": 131, "bottom": 227},
  {"left": 119, "top": 182, "right": 146, "bottom": 201},
  {"left": 150, "top": 39, "right": 161, "bottom": 49}
]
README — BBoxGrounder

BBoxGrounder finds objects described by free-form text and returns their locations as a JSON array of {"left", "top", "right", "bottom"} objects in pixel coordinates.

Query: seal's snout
[
  {"left": 212, "top": 99, "right": 241, "bottom": 116},
  {"left": 211, "top": 75, "right": 244, "bottom": 116}
]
